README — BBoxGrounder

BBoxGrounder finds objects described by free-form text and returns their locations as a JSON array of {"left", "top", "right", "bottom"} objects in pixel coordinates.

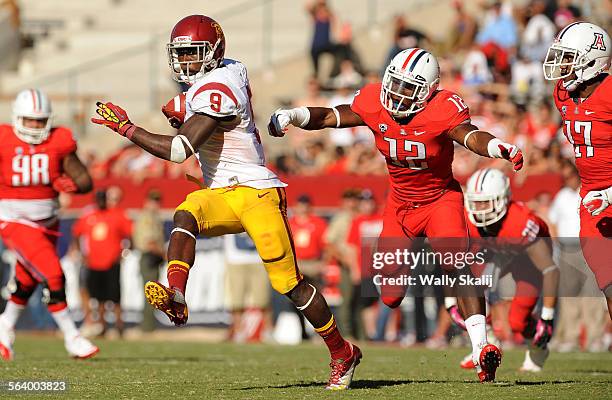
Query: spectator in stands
[
  {"left": 385, "top": 15, "right": 429, "bottom": 68},
  {"left": 477, "top": 1, "right": 518, "bottom": 50},
  {"left": 331, "top": 21, "right": 363, "bottom": 78},
  {"left": 295, "top": 140, "right": 331, "bottom": 176},
  {"left": 72, "top": 189, "right": 132, "bottom": 337},
  {"left": 0, "top": 0, "right": 21, "bottom": 71},
  {"left": 548, "top": 161, "right": 609, "bottom": 352},
  {"left": 289, "top": 194, "right": 327, "bottom": 282},
  {"left": 461, "top": 45, "right": 493, "bottom": 86},
  {"left": 330, "top": 60, "right": 363, "bottom": 90},
  {"left": 133, "top": 189, "right": 165, "bottom": 333},
  {"left": 346, "top": 190, "right": 383, "bottom": 340},
  {"left": 447, "top": 0, "right": 477, "bottom": 51},
  {"left": 224, "top": 233, "right": 271, "bottom": 343},
  {"left": 325, "top": 188, "right": 361, "bottom": 333},
  {"left": 306, "top": 0, "right": 337, "bottom": 80},
  {"left": 520, "top": 0, "right": 556, "bottom": 63}
]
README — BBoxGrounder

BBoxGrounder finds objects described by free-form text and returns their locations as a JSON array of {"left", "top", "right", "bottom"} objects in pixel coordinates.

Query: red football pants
[
  {"left": 0, "top": 221, "right": 67, "bottom": 312},
  {"left": 377, "top": 189, "right": 469, "bottom": 308},
  {"left": 579, "top": 206, "right": 612, "bottom": 291}
]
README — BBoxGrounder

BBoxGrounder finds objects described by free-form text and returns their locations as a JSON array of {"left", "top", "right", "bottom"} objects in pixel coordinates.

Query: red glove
[
  {"left": 162, "top": 93, "right": 186, "bottom": 129},
  {"left": 497, "top": 143, "right": 524, "bottom": 171},
  {"left": 91, "top": 102, "right": 136, "bottom": 138},
  {"left": 52, "top": 175, "right": 78, "bottom": 193}
]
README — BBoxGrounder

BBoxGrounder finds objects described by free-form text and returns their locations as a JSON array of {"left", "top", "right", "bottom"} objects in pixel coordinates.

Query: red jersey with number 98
[
  {"left": 553, "top": 75, "right": 612, "bottom": 197},
  {"left": 0, "top": 124, "right": 76, "bottom": 221},
  {"left": 351, "top": 83, "right": 470, "bottom": 204}
]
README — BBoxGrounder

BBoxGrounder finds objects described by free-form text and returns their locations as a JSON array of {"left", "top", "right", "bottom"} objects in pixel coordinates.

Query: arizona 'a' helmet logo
[{"left": 591, "top": 32, "right": 607, "bottom": 51}]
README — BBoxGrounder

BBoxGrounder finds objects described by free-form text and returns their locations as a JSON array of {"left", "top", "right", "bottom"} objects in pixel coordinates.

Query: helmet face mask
[
  {"left": 465, "top": 168, "right": 510, "bottom": 228},
  {"left": 167, "top": 39, "right": 222, "bottom": 84},
  {"left": 381, "top": 72, "right": 431, "bottom": 116},
  {"left": 380, "top": 48, "right": 440, "bottom": 118},
  {"left": 12, "top": 89, "right": 53, "bottom": 145}
]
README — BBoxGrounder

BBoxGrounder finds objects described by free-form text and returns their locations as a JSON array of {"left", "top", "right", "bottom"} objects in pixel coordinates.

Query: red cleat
[
  {"left": 326, "top": 343, "right": 362, "bottom": 390},
  {"left": 144, "top": 281, "right": 188, "bottom": 326},
  {"left": 460, "top": 352, "right": 475, "bottom": 369},
  {"left": 477, "top": 344, "right": 502, "bottom": 382}
]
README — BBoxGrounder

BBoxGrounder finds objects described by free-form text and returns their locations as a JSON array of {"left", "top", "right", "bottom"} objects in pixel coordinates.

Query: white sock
[
  {"left": 0, "top": 301, "right": 25, "bottom": 328},
  {"left": 51, "top": 308, "right": 79, "bottom": 339},
  {"left": 465, "top": 314, "right": 488, "bottom": 362}
]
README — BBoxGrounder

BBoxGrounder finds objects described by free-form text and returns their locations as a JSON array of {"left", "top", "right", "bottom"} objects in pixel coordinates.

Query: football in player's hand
[{"left": 162, "top": 92, "right": 186, "bottom": 129}]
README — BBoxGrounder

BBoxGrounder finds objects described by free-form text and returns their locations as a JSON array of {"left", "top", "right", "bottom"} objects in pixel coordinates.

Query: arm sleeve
[{"left": 190, "top": 83, "right": 239, "bottom": 118}]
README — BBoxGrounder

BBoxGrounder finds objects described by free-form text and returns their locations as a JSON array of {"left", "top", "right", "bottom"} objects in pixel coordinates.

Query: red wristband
[{"left": 119, "top": 123, "right": 137, "bottom": 139}]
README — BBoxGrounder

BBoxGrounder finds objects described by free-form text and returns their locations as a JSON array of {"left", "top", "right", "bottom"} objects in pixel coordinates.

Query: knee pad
[
  {"left": 258, "top": 230, "right": 287, "bottom": 263},
  {"left": 175, "top": 197, "right": 204, "bottom": 230},
  {"left": 10, "top": 279, "right": 35, "bottom": 303}
]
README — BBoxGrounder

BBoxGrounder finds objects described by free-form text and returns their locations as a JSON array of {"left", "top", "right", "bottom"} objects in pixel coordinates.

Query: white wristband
[
  {"left": 463, "top": 130, "right": 480, "bottom": 149},
  {"left": 289, "top": 106, "right": 311, "bottom": 128},
  {"left": 541, "top": 306, "right": 555, "bottom": 320},
  {"left": 487, "top": 138, "right": 504, "bottom": 158},
  {"left": 332, "top": 107, "right": 341, "bottom": 128}
]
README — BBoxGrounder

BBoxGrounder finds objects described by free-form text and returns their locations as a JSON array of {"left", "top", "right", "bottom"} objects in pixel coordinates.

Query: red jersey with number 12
[
  {"left": 351, "top": 83, "right": 470, "bottom": 204},
  {"left": 553, "top": 75, "right": 612, "bottom": 197}
]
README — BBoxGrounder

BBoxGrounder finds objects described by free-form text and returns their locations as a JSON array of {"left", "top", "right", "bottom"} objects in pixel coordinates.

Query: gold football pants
[{"left": 175, "top": 186, "right": 302, "bottom": 294}]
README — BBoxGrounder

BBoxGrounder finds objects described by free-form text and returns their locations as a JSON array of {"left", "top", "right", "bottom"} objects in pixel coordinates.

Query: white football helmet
[
  {"left": 543, "top": 22, "right": 611, "bottom": 91},
  {"left": 12, "top": 89, "right": 54, "bottom": 144},
  {"left": 465, "top": 168, "right": 510, "bottom": 227},
  {"left": 381, "top": 48, "right": 440, "bottom": 117}
]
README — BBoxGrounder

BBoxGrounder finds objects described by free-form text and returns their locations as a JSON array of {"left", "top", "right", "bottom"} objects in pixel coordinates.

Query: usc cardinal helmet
[{"left": 167, "top": 15, "right": 226, "bottom": 84}]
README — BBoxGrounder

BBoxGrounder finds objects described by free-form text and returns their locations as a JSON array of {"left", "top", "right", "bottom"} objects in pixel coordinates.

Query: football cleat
[
  {"left": 460, "top": 352, "right": 475, "bottom": 369},
  {"left": 0, "top": 319, "right": 15, "bottom": 361},
  {"left": 65, "top": 335, "right": 99, "bottom": 359},
  {"left": 519, "top": 347, "right": 549, "bottom": 372},
  {"left": 144, "top": 281, "right": 188, "bottom": 326},
  {"left": 476, "top": 343, "right": 502, "bottom": 382},
  {"left": 325, "top": 343, "right": 362, "bottom": 390}
]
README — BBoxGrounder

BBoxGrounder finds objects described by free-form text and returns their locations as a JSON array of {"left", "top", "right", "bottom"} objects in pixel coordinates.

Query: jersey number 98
[{"left": 11, "top": 154, "right": 50, "bottom": 186}]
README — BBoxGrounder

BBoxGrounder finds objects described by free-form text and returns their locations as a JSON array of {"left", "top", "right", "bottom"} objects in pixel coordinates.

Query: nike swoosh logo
[
  {"left": 414, "top": 131, "right": 426, "bottom": 136},
  {"left": 585, "top": 110, "right": 595, "bottom": 115},
  {"left": 257, "top": 192, "right": 270, "bottom": 198}
]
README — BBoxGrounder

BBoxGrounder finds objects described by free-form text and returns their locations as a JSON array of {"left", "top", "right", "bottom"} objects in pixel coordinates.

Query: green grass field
[{"left": 1, "top": 334, "right": 611, "bottom": 399}]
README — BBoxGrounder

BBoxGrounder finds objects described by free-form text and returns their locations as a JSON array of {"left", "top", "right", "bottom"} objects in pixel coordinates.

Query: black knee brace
[{"left": 11, "top": 279, "right": 35, "bottom": 303}]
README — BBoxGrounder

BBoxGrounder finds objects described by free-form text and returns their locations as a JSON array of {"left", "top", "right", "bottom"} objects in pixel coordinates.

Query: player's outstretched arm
[
  {"left": 448, "top": 123, "right": 524, "bottom": 171},
  {"left": 91, "top": 101, "right": 219, "bottom": 163},
  {"left": 60, "top": 152, "right": 93, "bottom": 194},
  {"left": 268, "top": 104, "right": 364, "bottom": 137},
  {"left": 525, "top": 238, "right": 559, "bottom": 348}
]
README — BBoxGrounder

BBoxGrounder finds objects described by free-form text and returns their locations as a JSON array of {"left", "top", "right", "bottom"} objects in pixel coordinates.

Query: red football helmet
[{"left": 167, "top": 15, "right": 226, "bottom": 84}]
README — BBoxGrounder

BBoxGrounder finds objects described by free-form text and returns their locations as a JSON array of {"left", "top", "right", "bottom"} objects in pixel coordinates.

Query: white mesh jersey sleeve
[{"left": 188, "top": 82, "right": 239, "bottom": 118}]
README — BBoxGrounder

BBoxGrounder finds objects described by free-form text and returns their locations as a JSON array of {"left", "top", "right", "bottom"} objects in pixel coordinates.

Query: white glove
[
  {"left": 582, "top": 187, "right": 612, "bottom": 216},
  {"left": 487, "top": 138, "right": 524, "bottom": 171},
  {"left": 267, "top": 107, "right": 310, "bottom": 137}
]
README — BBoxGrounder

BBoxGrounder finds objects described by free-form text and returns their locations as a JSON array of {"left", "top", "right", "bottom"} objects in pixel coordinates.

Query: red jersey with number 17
[
  {"left": 351, "top": 83, "right": 470, "bottom": 205},
  {"left": 553, "top": 75, "right": 612, "bottom": 197}
]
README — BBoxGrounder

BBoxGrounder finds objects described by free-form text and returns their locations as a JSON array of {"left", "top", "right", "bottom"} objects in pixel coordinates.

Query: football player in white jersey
[{"left": 91, "top": 15, "right": 361, "bottom": 390}]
